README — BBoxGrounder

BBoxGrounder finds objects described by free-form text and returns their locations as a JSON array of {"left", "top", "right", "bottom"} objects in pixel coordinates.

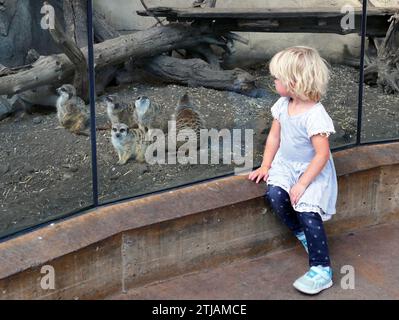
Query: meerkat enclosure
[{"left": 0, "top": 0, "right": 398, "bottom": 239}]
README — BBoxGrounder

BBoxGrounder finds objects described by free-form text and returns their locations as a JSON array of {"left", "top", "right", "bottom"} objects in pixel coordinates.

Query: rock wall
[{"left": 0, "top": 0, "right": 63, "bottom": 67}]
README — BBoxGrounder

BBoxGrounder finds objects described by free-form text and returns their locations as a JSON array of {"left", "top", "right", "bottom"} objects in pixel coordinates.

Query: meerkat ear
[
  {"left": 179, "top": 93, "right": 190, "bottom": 106},
  {"left": 126, "top": 127, "right": 130, "bottom": 134}
]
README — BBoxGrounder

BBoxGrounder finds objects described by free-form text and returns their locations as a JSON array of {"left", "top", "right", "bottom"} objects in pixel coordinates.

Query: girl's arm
[
  {"left": 261, "top": 119, "right": 281, "bottom": 168},
  {"left": 248, "top": 119, "right": 281, "bottom": 183},
  {"left": 289, "top": 134, "right": 331, "bottom": 205}
]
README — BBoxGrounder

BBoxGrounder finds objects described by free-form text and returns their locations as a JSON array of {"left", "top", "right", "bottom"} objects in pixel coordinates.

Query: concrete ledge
[{"left": 0, "top": 142, "right": 399, "bottom": 299}]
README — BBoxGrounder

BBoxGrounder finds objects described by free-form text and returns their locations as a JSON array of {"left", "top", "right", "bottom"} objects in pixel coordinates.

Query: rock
[
  {"left": 110, "top": 174, "right": 120, "bottom": 181},
  {"left": 32, "top": 117, "right": 42, "bottom": 124},
  {"left": 69, "top": 166, "right": 79, "bottom": 173},
  {"left": 136, "top": 163, "right": 149, "bottom": 175},
  {"left": 0, "top": 96, "right": 12, "bottom": 120},
  {"left": 62, "top": 173, "right": 73, "bottom": 181}
]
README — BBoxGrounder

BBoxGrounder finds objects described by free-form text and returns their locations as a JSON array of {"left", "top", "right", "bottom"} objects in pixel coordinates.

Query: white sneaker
[{"left": 293, "top": 266, "right": 333, "bottom": 295}]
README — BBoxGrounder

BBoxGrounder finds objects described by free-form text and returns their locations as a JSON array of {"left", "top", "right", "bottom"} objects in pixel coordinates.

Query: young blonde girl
[{"left": 248, "top": 46, "right": 338, "bottom": 295}]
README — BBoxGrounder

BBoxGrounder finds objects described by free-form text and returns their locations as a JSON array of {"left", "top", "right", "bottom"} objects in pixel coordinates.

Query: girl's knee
[
  {"left": 265, "top": 185, "right": 288, "bottom": 207},
  {"left": 265, "top": 185, "right": 288, "bottom": 203}
]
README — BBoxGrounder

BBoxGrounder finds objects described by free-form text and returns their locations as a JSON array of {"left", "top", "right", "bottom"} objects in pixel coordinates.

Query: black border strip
[
  {"left": 87, "top": 0, "right": 99, "bottom": 207},
  {"left": 357, "top": 0, "right": 368, "bottom": 144}
]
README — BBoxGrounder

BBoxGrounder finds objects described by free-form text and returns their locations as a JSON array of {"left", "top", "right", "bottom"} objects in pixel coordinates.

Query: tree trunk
[
  {"left": 93, "top": 10, "right": 120, "bottom": 43},
  {"left": 48, "top": 14, "right": 89, "bottom": 101},
  {"left": 93, "top": 10, "right": 122, "bottom": 95},
  {"left": 0, "top": 24, "right": 231, "bottom": 96},
  {"left": 63, "top": 0, "right": 88, "bottom": 48}
]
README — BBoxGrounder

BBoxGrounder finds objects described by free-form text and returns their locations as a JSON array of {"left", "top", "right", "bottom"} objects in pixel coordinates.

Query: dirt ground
[{"left": 0, "top": 63, "right": 398, "bottom": 238}]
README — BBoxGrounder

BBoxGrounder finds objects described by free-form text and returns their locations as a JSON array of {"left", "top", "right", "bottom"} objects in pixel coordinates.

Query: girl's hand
[
  {"left": 289, "top": 182, "right": 307, "bottom": 207},
  {"left": 248, "top": 165, "right": 270, "bottom": 184}
]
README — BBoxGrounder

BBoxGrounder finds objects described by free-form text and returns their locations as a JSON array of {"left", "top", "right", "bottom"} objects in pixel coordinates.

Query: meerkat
[
  {"left": 174, "top": 93, "right": 206, "bottom": 149},
  {"left": 111, "top": 123, "right": 148, "bottom": 165},
  {"left": 56, "top": 84, "right": 89, "bottom": 135},
  {"left": 105, "top": 94, "right": 138, "bottom": 129},
  {"left": 134, "top": 96, "right": 168, "bottom": 133}
]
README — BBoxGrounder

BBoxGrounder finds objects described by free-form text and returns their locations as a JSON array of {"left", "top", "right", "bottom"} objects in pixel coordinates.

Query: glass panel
[
  {"left": 93, "top": 0, "right": 363, "bottom": 204},
  {"left": 362, "top": 1, "right": 399, "bottom": 143},
  {"left": 0, "top": 0, "right": 93, "bottom": 238}
]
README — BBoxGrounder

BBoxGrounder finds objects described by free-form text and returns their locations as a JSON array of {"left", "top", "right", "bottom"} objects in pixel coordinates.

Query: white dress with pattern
[{"left": 266, "top": 97, "right": 338, "bottom": 221}]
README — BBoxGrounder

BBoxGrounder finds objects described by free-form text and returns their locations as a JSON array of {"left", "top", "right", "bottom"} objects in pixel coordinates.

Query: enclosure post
[
  {"left": 357, "top": 0, "right": 368, "bottom": 145},
  {"left": 87, "top": 0, "right": 99, "bottom": 207}
]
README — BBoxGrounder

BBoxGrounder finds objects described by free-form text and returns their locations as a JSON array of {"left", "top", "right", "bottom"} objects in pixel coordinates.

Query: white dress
[{"left": 266, "top": 97, "right": 338, "bottom": 221}]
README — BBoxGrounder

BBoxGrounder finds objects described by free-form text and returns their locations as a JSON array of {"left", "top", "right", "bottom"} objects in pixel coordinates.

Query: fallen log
[
  {"left": 0, "top": 24, "right": 225, "bottom": 96},
  {"left": 140, "top": 55, "right": 261, "bottom": 97}
]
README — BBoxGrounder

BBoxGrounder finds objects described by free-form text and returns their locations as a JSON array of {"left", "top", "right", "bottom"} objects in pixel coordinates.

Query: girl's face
[{"left": 274, "top": 77, "right": 291, "bottom": 97}]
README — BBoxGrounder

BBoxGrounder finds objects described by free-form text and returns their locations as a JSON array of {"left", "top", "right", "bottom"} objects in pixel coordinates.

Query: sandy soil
[{"left": 0, "top": 63, "right": 398, "bottom": 238}]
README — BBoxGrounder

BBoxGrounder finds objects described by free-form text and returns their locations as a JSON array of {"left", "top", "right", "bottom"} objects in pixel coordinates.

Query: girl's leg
[
  {"left": 265, "top": 185, "right": 303, "bottom": 235},
  {"left": 296, "top": 211, "right": 331, "bottom": 267}
]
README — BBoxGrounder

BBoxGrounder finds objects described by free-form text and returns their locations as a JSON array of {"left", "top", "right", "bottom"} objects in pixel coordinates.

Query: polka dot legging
[{"left": 265, "top": 184, "right": 331, "bottom": 267}]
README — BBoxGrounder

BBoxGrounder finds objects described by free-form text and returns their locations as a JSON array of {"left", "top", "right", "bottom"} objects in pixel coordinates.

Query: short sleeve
[
  {"left": 270, "top": 97, "right": 287, "bottom": 121},
  {"left": 306, "top": 107, "right": 336, "bottom": 138}
]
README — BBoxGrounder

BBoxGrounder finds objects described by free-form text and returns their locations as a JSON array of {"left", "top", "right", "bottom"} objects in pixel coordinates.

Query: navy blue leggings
[{"left": 265, "top": 184, "right": 331, "bottom": 267}]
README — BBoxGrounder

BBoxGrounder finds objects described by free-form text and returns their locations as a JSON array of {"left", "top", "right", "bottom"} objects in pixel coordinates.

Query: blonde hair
[{"left": 269, "top": 46, "right": 330, "bottom": 101}]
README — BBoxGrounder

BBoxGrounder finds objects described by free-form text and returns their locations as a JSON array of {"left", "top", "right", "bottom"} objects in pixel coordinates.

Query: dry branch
[
  {"left": 365, "top": 14, "right": 399, "bottom": 94},
  {"left": 48, "top": 13, "right": 88, "bottom": 101}
]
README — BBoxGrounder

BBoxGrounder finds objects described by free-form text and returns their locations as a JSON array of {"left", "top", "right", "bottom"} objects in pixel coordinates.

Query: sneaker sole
[{"left": 293, "top": 280, "right": 333, "bottom": 295}]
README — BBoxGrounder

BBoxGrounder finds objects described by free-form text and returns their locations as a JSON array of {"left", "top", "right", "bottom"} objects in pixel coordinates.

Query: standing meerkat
[
  {"left": 174, "top": 93, "right": 206, "bottom": 149},
  {"left": 105, "top": 94, "right": 138, "bottom": 129},
  {"left": 111, "top": 123, "right": 148, "bottom": 165},
  {"left": 56, "top": 84, "right": 89, "bottom": 135},
  {"left": 134, "top": 96, "right": 168, "bottom": 133}
]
